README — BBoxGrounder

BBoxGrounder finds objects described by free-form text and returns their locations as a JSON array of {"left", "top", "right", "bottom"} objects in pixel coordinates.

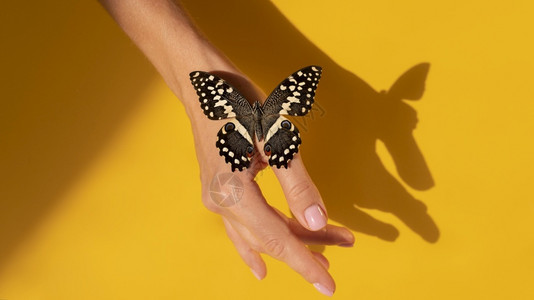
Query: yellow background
[{"left": 1, "top": 0, "right": 533, "bottom": 299}]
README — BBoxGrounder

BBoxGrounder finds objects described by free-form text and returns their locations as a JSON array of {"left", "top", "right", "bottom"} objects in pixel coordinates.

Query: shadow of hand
[{"left": 304, "top": 63, "right": 439, "bottom": 242}]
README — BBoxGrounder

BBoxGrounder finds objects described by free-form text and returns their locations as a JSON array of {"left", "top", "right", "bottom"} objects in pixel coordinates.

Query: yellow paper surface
[{"left": 1, "top": 1, "right": 533, "bottom": 299}]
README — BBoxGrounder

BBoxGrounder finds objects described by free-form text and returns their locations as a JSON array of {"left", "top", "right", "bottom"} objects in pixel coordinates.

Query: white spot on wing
[
  {"left": 281, "top": 102, "right": 291, "bottom": 113},
  {"left": 214, "top": 100, "right": 227, "bottom": 107},
  {"left": 233, "top": 119, "right": 254, "bottom": 144},
  {"left": 287, "top": 96, "right": 298, "bottom": 102},
  {"left": 223, "top": 105, "right": 234, "bottom": 115}
]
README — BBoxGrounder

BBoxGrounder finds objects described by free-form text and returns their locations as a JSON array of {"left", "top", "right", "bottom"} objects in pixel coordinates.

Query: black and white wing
[
  {"left": 262, "top": 65, "right": 322, "bottom": 116},
  {"left": 258, "top": 66, "right": 321, "bottom": 168},
  {"left": 216, "top": 121, "right": 255, "bottom": 172},
  {"left": 189, "top": 71, "right": 252, "bottom": 120},
  {"left": 261, "top": 115, "right": 301, "bottom": 168},
  {"left": 189, "top": 71, "right": 256, "bottom": 172}
]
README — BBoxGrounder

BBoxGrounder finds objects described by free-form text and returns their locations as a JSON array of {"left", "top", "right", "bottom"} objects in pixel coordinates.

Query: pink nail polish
[
  {"left": 250, "top": 268, "right": 262, "bottom": 280},
  {"left": 305, "top": 205, "right": 327, "bottom": 231},
  {"left": 313, "top": 283, "right": 334, "bottom": 296}
]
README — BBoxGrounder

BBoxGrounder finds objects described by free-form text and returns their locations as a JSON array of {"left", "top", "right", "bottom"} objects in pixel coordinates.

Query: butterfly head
[{"left": 252, "top": 101, "right": 263, "bottom": 113}]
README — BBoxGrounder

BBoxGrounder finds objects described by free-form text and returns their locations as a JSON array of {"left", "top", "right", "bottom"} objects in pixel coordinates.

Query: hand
[
  {"left": 99, "top": 0, "right": 354, "bottom": 296},
  {"left": 186, "top": 72, "right": 354, "bottom": 296}
]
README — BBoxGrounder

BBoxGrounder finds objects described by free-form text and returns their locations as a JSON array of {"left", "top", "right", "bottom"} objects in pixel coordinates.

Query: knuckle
[
  {"left": 263, "top": 236, "right": 287, "bottom": 259},
  {"left": 287, "top": 181, "right": 313, "bottom": 201}
]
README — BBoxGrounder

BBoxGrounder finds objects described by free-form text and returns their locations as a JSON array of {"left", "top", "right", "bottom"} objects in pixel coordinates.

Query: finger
[
  {"left": 222, "top": 217, "right": 266, "bottom": 280},
  {"left": 221, "top": 183, "right": 336, "bottom": 296},
  {"left": 272, "top": 153, "right": 328, "bottom": 231},
  {"left": 271, "top": 208, "right": 354, "bottom": 246},
  {"left": 290, "top": 221, "right": 355, "bottom": 247},
  {"left": 261, "top": 231, "right": 335, "bottom": 296},
  {"left": 227, "top": 201, "right": 336, "bottom": 296},
  {"left": 311, "top": 251, "right": 330, "bottom": 270}
]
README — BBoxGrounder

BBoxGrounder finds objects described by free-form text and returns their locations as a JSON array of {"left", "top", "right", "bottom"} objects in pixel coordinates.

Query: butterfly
[{"left": 189, "top": 66, "right": 322, "bottom": 171}]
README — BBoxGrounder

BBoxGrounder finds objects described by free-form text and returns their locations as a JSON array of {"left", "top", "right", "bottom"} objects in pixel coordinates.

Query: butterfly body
[
  {"left": 239, "top": 101, "right": 263, "bottom": 141},
  {"left": 190, "top": 66, "right": 322, "bottom": 171}
]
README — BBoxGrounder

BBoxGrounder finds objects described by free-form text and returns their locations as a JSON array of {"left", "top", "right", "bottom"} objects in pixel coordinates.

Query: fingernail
[
  {"left": 250, "top": 268, "right": 262, "bottom": 280},
  {"left": 313, "top": 283, "right": 334, "bottom": 297},
  {"left": 305, "top": 205, "right": 327, "bottom": 231},
  {"left": 338, "top": 242, "right": 354, "bottom": 248}
]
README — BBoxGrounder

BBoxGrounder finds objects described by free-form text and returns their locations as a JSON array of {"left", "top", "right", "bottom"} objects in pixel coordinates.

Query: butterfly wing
[
  {"left": 260, "top": 115, "right": 301, "bottom": 169},
  {"left": 189, "top": 71, "right": 253, "bottom": 120},
  {"left": 216, "top": 119, "right": 255, "bottom": 171},
  {"left": 258, "top": 66, "right": 321, "bottom": 168},
  {"left": 262, "top": 65, "right": 322, "bottom": 116},
  {"left": 190, "top": 71, "right": 256, "bottom": 171}
]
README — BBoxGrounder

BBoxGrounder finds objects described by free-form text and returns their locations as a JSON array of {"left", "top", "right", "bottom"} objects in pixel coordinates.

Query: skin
[{"left": 99, "top": 0, "right": 355, "bottom": 295}]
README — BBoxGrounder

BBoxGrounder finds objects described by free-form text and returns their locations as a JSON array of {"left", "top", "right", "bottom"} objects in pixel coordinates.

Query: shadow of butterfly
[
  {"left": 375, "top": 62, "right": 434, "bottom": 190},
  {"left": 189, "top": 66, "right": 322, "bottom": 171},
  {"left": 385, "top": 62, "right": 430, "bottom": 101}
]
